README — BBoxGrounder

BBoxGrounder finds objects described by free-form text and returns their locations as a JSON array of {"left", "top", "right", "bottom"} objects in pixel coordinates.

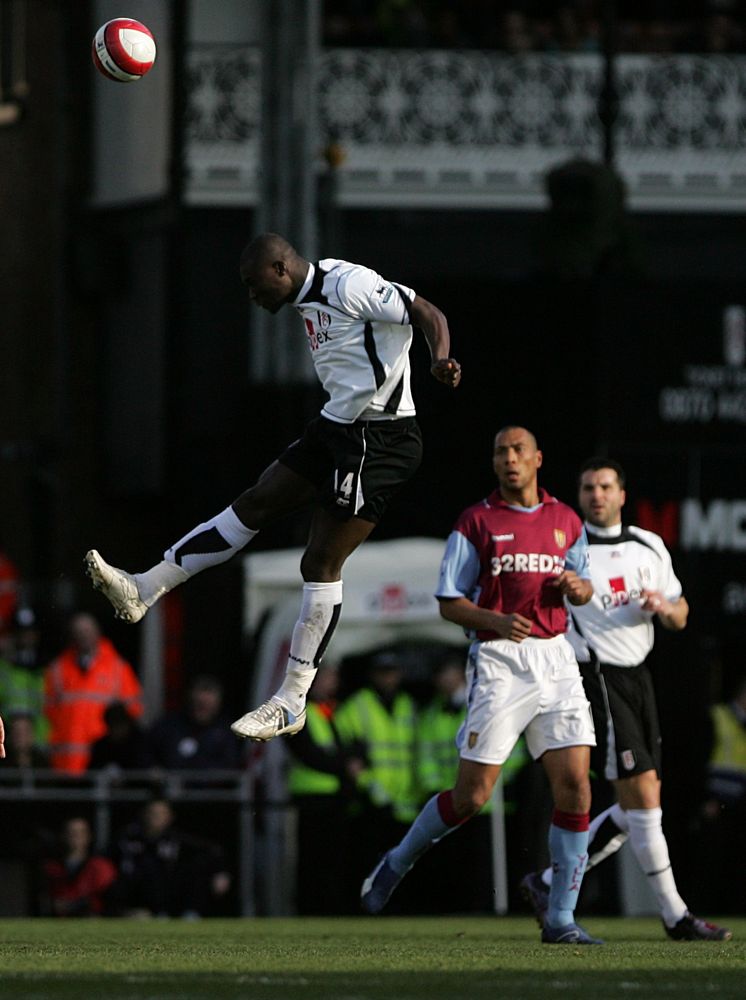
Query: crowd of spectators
[
  {"left": 0, "top": 595, "right": 537, "bottom": 916},
  {"left": 0, "top": 606, "right": 244, "bottom": 776},
  {"left": 0, "top": 556, "right": 741, "bottom": 917},
  {"left": 0, "top": 574, "right": 240, "bottom": 918},
  {"left": 36, "top": 804, "right": 231, "bottom": 919},
  {"left": 322, "top": 1, "right": 746, "bottom": 54}
]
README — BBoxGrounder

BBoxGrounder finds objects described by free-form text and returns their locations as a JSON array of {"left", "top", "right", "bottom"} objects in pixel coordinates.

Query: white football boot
[
  {"left": 231, "top": 699, "right": 306, "bottom": 742},
  {"left": 84, "top": 550, "right": 149, "bottom": 624}
]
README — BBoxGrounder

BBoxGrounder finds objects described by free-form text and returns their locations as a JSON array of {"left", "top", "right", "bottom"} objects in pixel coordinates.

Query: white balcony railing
[{"left": 185, "top": 48, "right": 746, "bottom": 212}]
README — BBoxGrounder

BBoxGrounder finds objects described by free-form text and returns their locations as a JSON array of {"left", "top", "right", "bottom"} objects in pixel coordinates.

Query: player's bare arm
[
  {"left": 438, "top": 596, "right": 532, "bottom": 642},
  {"left": 553, "top": 570, "right": 593, "bottom": 606},
  {"left": 641, "top": 590, "right": 689, "bottom": 630},
  {"left": 0, "top": 714, "right": 5, "bottom": 759},
  {"left": 410, "top": 295, "right": 461, "bottom": 387}
]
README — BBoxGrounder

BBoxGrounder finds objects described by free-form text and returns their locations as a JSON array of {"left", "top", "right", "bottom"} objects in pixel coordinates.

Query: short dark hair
[
  {"left": 578, "top": 457, "right": 626, "bottom": 488},
  {"left": 494, "top": 426, "right": 539, "bottom": 449}
]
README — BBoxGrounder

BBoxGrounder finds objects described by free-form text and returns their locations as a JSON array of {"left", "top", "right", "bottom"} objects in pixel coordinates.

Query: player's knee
[
  {"left": 300, "top": 549, "right": 342, "bottom": 582},
  {"left": 232, "top": 489, "right": 270, "bottom": 529},
  {"left": 553, "top": 774, "right": 591, "bottom": 814},
  {"left": 551, "top": 768, "right": 591, "bottom": 813},
  {"left": 451, "top": 785, "right": 489, "bottom": 819}
]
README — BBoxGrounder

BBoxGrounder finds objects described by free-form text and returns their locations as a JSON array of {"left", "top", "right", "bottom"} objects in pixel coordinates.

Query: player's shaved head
[
  {"left": 494, "top": 426, "right": 538, "bottom": 451},
  {"left": 240, "top": 232, "right": 300, "bottom": 268},
  {"left": 239, "top": 232, "right": 309, "bottom": 313}
]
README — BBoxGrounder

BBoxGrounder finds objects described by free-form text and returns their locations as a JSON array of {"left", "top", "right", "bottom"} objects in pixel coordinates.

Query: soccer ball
[{"left": 91, "top": 18, "right": 156, "bottom": 82}]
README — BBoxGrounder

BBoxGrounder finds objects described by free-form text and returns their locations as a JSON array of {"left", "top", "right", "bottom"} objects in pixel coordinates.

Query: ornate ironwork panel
[{"left": 185, "top": 47, "right": 746, "bottom": 212}]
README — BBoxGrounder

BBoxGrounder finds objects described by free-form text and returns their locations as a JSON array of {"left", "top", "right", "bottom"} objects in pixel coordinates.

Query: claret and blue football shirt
[{"left": 437, "top": 488, "right": 591, "bottom": 640}]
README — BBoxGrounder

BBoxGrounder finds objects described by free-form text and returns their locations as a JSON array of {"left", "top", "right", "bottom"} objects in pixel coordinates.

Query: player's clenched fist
[
  {"left": 553, "top": 570, "right": 593, "bottom": 606},
  {"left": 494, "top": 611, "right": 533, "bottom": 643},
  {"left": 430, "top": 358, "right": 461, "bottom": 387}
]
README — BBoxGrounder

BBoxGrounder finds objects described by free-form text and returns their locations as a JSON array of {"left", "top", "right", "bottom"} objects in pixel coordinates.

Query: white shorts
[{"left": 457, "top": 634, "right": 596, "bottom": 766}]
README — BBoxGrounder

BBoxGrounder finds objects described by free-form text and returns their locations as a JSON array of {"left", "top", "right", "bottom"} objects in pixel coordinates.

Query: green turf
[{"left": 0, "top": 916, "right": 743, "bottom": 1000}]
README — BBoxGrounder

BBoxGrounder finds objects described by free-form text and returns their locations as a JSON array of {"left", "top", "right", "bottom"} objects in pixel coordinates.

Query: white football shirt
[
  {"left": 292, "top": 259, "right": 417, "bottom": 424},
  {"left": 566, "top": 523, "right": 683, "bottom": 667}
]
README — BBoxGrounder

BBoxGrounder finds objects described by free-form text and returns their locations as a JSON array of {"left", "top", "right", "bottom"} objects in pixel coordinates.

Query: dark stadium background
[{"left": 1, "top": 1, "right": 745, "bottom": 915}]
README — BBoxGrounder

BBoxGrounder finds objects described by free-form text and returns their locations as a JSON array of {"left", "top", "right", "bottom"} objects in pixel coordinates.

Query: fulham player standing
[{"left": 522, "top": 458, "right": 732, "bottom": 942}]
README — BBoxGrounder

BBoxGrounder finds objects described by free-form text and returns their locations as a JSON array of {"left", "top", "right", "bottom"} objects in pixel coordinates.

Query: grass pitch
[{"left": 0, "top": 916, "right": 743, "bottom": 1000}]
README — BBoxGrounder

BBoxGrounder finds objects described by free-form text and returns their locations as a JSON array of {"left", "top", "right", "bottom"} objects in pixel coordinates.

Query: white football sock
[
  {"left": 586, "top": 802, "right": 630, "bottom": 871},
  {"left": 274, "top": 581, "right": 343, "bottom": 715},
  {"left": 609, "top": 801, "right": 630, "bottom": 832},
  {"left": 626, "top": 807, "right": 687, "bottom": 927},
  {"left": 136, "top": 506, "right": 257, "bottom": 606},
  {"left": 134, "top": 561, "right": 189, "bottom": 607}
]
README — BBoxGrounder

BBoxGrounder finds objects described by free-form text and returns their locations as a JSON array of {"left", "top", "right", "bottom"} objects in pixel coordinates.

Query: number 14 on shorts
[{"left": 334, "top": 470, "right": 358, "bottom": 509}]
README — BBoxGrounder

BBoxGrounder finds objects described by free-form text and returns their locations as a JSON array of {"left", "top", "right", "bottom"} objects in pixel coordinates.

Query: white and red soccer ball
[{"left": 92, "top": 17, "right": 156, "bottom": 82}]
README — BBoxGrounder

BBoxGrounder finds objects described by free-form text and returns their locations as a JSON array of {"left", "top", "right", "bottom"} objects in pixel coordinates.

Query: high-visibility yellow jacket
[
  {"left": 416, "top": 695, "right": 529, "bottom": 814},
  {"left": 710, "top": 703, "right": 746, "bottom": 773},
  {"left": 334, "top": 687, "right": 418, "bottom": 823},
  {"left": 287, "top": 701, "right": 342, "bottom": 796},
  {"left": 0, "top": 657, "right": 49, "bottom": 743}
]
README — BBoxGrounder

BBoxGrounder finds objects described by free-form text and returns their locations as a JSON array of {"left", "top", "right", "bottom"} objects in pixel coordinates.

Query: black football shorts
[
  {"left": 279, "top": 415, "right": 423, "bottom": 523},
  {"left": 580, "top": 659, "right": 662, "bottom": 781}
]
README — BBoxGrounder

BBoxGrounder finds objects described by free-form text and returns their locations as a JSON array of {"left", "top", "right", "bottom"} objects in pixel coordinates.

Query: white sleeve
[
  {"left": 658, "top": 544, "right": 683, "bottom": 602},
  {"left": 337, "top": 265, "right": 415, "bottom": 325}
]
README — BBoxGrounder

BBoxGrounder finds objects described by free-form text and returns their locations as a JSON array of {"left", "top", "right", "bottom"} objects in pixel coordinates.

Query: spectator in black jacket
[
  {"left": 146, "top": 675, "right": 242, "bottom": 771},
  {"left": 89, "top": 700, "right": 148, "bottom": 771},
  {"left": 111, "top": 797, "right": 231, "bottom": 917}
]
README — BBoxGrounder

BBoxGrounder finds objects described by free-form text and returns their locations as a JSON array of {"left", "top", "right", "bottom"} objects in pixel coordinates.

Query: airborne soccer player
[
  {"left": 85, "top": 233, "right": 460, "bottom": 741},
  {"left": 361, "top": 426, "right": 602, "bottom": 945}
]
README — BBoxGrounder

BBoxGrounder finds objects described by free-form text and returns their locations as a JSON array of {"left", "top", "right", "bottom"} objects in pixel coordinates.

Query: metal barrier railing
[{"left": 0, "top": 768, "right": 262, "bottom": 916}]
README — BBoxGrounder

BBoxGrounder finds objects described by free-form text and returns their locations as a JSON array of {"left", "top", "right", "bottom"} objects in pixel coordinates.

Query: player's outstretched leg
[
  {"left": 85, "top": 550, "right": 152, "bottom": 624},
  {"left": 360, "top": 852, "right": 404, "bottom": 915},
  {"left": 86, "top": 506, "right": 257, "bottom": 623},
  {"left": 360, "top": 791, "right": 465, "bottom": 914}
]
